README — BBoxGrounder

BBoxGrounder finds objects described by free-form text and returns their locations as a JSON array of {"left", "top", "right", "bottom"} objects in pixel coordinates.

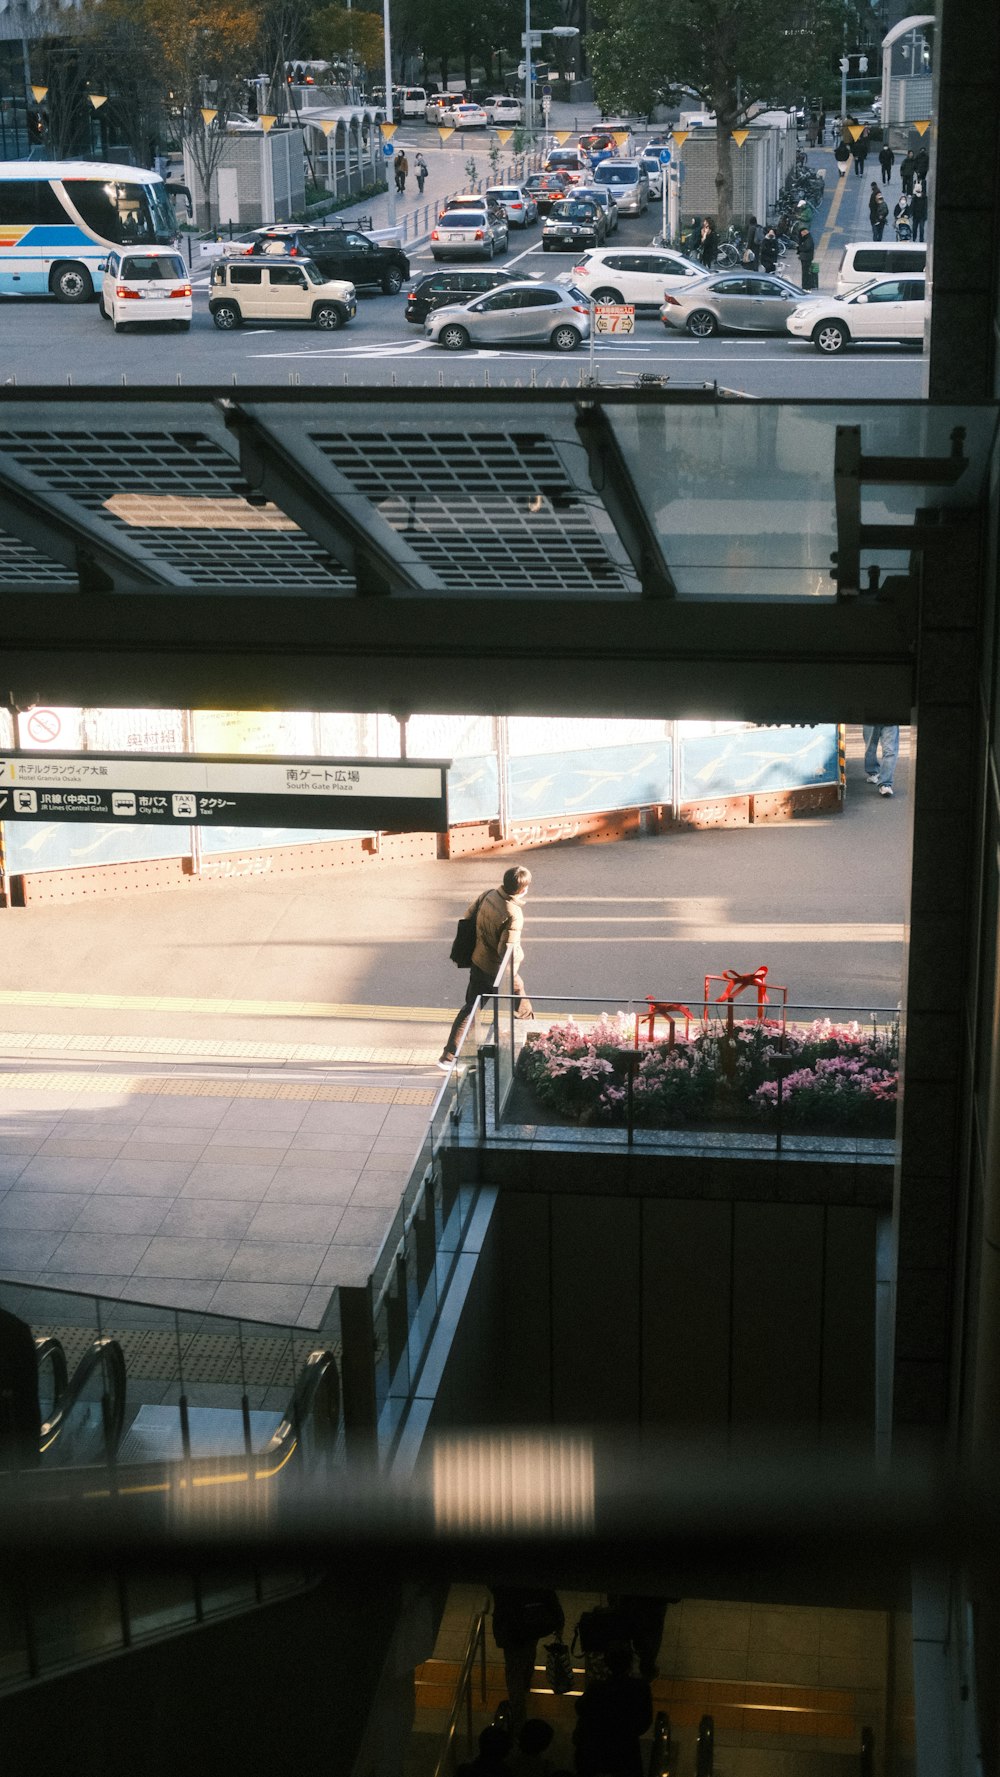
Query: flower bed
[{"left": 515, "top": 1014, "right": 899, "bottom": 1135}]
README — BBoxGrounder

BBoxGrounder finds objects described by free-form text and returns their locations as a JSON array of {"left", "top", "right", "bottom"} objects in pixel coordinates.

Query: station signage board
[{"left": 0, "top": 751, "right": 450, "bottom": 832}]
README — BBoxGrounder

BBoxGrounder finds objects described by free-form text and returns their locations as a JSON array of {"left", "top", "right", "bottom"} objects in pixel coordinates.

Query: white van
[
  {"left": 836, "top": 240, "right": 927, "bottom": 295},
  {"left": 592, "top": 159, "right": 649, "bottom": 215},
  {"left": 399, "top": 86, "right": 427, "bottom": 117}
]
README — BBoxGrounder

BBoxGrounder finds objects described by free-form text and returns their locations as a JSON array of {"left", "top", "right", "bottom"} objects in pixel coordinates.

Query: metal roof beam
[
  {"left": 573, "top": 399, "right": 678, "bottom": 599},
  {"left": 0, "top": 460, "right": 181, "bottom": 594},
  {"left": 217, "top": 399, "right": 442, "bottom": 598}
]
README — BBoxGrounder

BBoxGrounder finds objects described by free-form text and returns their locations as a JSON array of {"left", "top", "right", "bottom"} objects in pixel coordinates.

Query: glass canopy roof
[{"left": 0, "top": 390, "right": 995, "bottom": 603}]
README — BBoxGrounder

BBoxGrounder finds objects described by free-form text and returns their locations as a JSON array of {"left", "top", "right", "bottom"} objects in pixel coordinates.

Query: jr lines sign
[{"left": 0, "top": 752, "right": 450, "bottom": 832}]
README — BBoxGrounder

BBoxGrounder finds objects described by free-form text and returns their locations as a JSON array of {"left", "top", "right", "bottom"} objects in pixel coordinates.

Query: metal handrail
[
  {"left": 432, "top": 1601, "right": 490, "bottom": 1777},
  {"left": 40, "top": 1337, "right": 126, "bottom": 1461},
  {"left": 647, "top": 1710, "right": 672, "bottom": 1776}
]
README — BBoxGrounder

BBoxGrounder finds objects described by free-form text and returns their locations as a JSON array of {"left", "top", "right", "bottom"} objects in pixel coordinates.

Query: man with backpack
[{"left": 439, "top": 864, "right": 533, "bottom": 1068}]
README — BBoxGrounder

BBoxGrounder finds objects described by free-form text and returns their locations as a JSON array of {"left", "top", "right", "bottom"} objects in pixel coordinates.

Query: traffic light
[{"left": 27, "top": 108, "right": 46, "bottom": 140}]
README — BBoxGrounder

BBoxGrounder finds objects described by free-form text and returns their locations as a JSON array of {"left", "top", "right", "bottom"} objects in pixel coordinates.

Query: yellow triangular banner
[
  {"left": 318, "top": 120, "right": 335, "bottom": 137},
  {"left": 381, "top": 121, "right": 397, "bottom": 140},
  {"left": 89, "top": 94, "right": 108, "bottom": 110},
  {"left": 731, "top": 129, "right": 749, "bottom": 147},
  {"left": 554, "top": 130, "right": 571, "bottom": 145},
  {"left": 438, "top": 126, "right": 454, "bottom": 143},
  {"left": 672, "top": 130, "right": 689, "bottom": 149},
  {"left": 31, "top": 85, "right": 47, "bottom": 103},
  {"left": 912, "top": 119, "right": 930, "bottom": 135},
  {"left": 612, "top": 131, "right": 629, "bottom": 148},
  {"left": 259, "top": 113, "right": 276, "bottom": 133},
  {"left": 496, "top": 129, "right": 513, "bottom": 146},
  {"left": 847, "top": 123, "right": 864, "bottom": 140}
]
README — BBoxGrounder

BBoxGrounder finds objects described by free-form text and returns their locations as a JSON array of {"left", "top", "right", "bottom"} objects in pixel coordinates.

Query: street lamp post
[
  {"left": 383, "top": 0, "right": 395, "bottom": 229},
  {"left": 523, "top": 21, "right": 578, "bottom": 144}
]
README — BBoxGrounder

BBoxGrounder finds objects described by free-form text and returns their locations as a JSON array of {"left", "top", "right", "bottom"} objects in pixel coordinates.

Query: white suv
[
  {"left": 485, "top": 95, "right": 522, "bottom": 124},
  {"left": 208, "top": 257, "right": 356, "bottom": 329},
  {"left": 563, "top": 247, "right": 706, "bottom": 307}
]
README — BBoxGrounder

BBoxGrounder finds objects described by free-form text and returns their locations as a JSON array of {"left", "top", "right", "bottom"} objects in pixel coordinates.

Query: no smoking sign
[{"left": 25, "top": 708, "right": 62, "bottom": 745}]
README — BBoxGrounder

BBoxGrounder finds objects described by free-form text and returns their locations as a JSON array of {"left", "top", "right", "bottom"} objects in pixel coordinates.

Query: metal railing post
[{"left": 339, "top": 1279, "right": 379, "bottom": 1459}]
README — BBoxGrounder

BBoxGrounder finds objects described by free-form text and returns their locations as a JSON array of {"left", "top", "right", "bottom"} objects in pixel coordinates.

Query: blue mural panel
[
  {"left": 509, "top": 742, "right": 672, "bottom": 821},
  {"left": 447, "top": 753, "right": 499, "bottom": 825},
  {"left": 681, "top": 726, "right": 838, "bottom": 801}
]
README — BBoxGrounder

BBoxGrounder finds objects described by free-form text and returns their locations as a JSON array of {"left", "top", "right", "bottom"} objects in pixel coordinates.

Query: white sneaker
[
  {"left": 866, "top": 774, "right": 880, "bottom": 784},
  {"left": 436, "top": 1052, "right": 455, "bottom": 1071},
  {"left": 879, "top": 784, "right": 893, "bottom": 797}
]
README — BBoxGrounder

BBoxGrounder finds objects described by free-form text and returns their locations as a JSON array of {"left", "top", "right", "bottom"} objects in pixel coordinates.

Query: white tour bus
[{"left": 0, "top": 160, "right": 181, "bottom": 302}]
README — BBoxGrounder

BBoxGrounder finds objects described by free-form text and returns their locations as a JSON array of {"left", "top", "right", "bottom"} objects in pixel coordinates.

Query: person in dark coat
[
  {"left": 760, "top": 227, "right": 779, "bottom": 273},
  {"left": 698, "top": 216, "right": 718, "bottom": 268},
  {"left": 796, "top": 226, "right": 815, "bottom": 290},
  {"left": 457, "top": 1724, "right": 513, "bottom": 1777},
  {"left": 878, "top": 143, "right": 894, "bottom": 184},
  {"left": 741, "top": 214, "right": 762, "bottom": 267},
  {"left": 491, "top": 1587, "right": 564, "bottom": 1733},
  {"left": 573, "top": 1643, "right": 653, "bottom": 1777},
  {"left": 834, "top": 138, "right": 851, "bottom": 177},
  {"left": 909, "top": 175, "right": 928, "bottom": 242},
  {"left": 852, "top": 134, "right": 868, "bottom": 177},
  {"left": 869, "top": 182, "right": 888, "bottom": 240},
  {"left": 914, "top": 145, "right": 929, "bottom": 181},
  {"left": 0, "top": 1306, "right": 40, "bottom": 1471},
  {"left": 899, "top": 151, "right": 915, "bottom": 194}
]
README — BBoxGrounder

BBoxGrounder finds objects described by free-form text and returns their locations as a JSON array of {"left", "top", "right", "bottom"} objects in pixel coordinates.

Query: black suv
[
  {"left": 251, "top": 224, "right": 410, "bottom": 294},
  {"left": 405, "top": 267, "right": 531, "bottom": 324}
]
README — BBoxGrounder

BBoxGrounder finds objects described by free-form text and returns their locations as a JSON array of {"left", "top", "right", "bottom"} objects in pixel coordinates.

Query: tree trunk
[{"left": 711, "top": 83, "right": 739, "bottom": 232}]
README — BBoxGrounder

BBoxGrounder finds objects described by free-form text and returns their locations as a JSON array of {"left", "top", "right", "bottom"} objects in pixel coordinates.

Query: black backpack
[{"left": 449, "top": 892, "right": 487, "bottom": 969}]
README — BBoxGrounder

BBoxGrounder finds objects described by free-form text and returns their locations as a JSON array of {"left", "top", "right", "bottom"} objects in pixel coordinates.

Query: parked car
[
  {"left": 208, "top": 257, "right": 356, "bottom": 329},
  {"left": 660, "top": 271, "right": 806, "bottom": 337},
  {"left": 543, "top": 148, "right": 590, "bottom": 183},
  {"left": 542, "top": 197, "right": 607, "bottom": 251},
  {"left": 425, "top": 95, "right": 451, "bottom": 124},
  {"left": 591, "top": 159, "right": 649, "bottom": 214},
  {"left": 485, "top": 95, "right": 522, "bottom": 124},
  {"left": 398, "top": 86, "right": 427, "bottom": 117},
  {"left": 563, "top": 246, "right": 706, "bottom": 307},
  {"left": 786, "top": 275, "right": 928, "bottom": 352},
  {"left": 405, "top": 267, "right": 534, "bottom": 324},
  {"left": 424, "top": 280, "right": 591, "bottom": 351},
  {"left": 430, "top": 210, "right": 502, "bottom": 260},
  {"left": 523, "top": 172, "right": 573, "bottom": 215},
  {"left": 98, "top": 248, "right": 192, "bottom": 332},
  {"left": 573, "top": 185, "right": 619, "bottom": 233},
  {"left": 443, "top": 194, "right": 510, "bottom": 250},
  {"left": 246, "top": 224, "right": 409, "bottom": 294},
  {"left": 485, "top": 184, "right": 538, "bottom": 226},
  {"left": 440, "top": 100, "right": 488, "bottom": 128},
  {"left": 835, "top": 240, "right": 927, "bottom": 295}
]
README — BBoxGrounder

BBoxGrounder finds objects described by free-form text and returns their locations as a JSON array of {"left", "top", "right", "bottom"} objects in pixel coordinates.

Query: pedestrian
[
  {"left": 914, "top": 145, "right": 929, "bottom": 181},
  {"left": 893, "top": 191, "right": 913, "bottom": 238},
  {"left": 572, "top": 1642, "right": 653, "bottom": 1777},
  {"left": 394, "top": 148, "right": 408, "bottom": 193},
  {"left": 610, "top": 1595, "right": 673, "bottom": 1682},
  {"left": 491, "top": 1587, "right": 564, "bottom": 1734},
  {"left": 796, "top": 224, "right": 815, "bottom": 290},
  {"left": 511, "top": 1719, "right": 556, "bottom": 1777},
  {"left": 439, "top": 865, "right": 534, "bottom": 1069},
  {"left": 741, "top": 214, "right": 761, "bottom": 267},
  {"left": 457, "top": 1724, "right": 514, "bottom": 1777},
  {"left": 415, "top": 151, "right": 428, "bottom": 194},
  {"left": 818, "top": 109, "right": 826, "bottom": 144},
  {"left": 863, "top": 725, "right": 900, "bottom": 798},
  {"left": 698, "top": 215, "right": 717, "bottom": 268},
  {"left": 910, "top": 174, "right": 928, "bottom": 241},
  {"left": 899, "top": 151, "right": 915, "bottom": 194},
  {"left": 869, "top": 182, "right": 888, "bottom": 240},
  {"left": 834, "top": 138, "right": 851, "bottom": 178},
  {"left": 760, "top": 227, "right": 779, "bottom": 273},
  {"left": 852, "top": 134, "right": 867, "bottom": 177},
  {"left": 0, "top": 1305, "right": 41, "bottom": 1471},
  {"left": 878, "top": 142, "right": 894, "bottom": 184}
]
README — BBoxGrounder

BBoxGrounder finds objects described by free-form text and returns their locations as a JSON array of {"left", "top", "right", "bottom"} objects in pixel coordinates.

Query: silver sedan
[
  {"left": 425, "top": 281, "right": 591, "bottom": 352},
  {"left": 660, "top": 271, "right": 808, "bottom": 338}
]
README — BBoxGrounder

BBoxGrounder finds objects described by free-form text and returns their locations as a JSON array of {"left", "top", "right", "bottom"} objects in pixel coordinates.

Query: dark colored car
[
  {"left": 522, "top": 172, "right": 573, "bottom": 216},
  {"left": 249, "top": 224, "right": 410, "bottom": 294},
  {"left": 542, "top": 197, "right": 607, "bottom": 251},
  {"left": 405, "top": 267, "right": 528, "bottom": 324}
]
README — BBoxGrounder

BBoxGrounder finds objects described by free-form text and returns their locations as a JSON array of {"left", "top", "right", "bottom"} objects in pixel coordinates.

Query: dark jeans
[
  {"left": 912, "top": 212, "right": 926, "bottom": 241},
  {"left": 444, "top": 963, "right": 526, "bottom": 1057},
  {"left": 881, "top": 165, "right": 891, "bottom": 182},
  {"left": 872, "top": 221, "right": 886, "bottom": 239}
]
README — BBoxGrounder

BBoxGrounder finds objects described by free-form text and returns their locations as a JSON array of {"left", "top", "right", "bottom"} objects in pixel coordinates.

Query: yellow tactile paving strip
[
  {"left": 0, "top": 988, "right": 452, "bottom": 1023},
  {"left": 0, "top": 1071, "right": 437, "bottom": 1106},
  {"left": 0, "top": 1030, "right": 443, "bottom": 1067}
]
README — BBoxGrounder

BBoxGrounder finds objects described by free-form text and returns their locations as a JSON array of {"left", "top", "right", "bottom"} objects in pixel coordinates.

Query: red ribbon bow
[{"left": 717, "top": 966, "right": 770, "bottom": 1005}]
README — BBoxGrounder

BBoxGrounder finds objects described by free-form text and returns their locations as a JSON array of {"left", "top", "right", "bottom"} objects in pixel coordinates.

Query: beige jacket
[{"left": 469, "top": 886, "right": 524, "bottom": 977}]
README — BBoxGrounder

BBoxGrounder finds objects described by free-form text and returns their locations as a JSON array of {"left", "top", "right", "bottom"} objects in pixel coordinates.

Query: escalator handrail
[
  {"left": 40, "top": 1337, "right": 127, "bottom": 1460},
  {"left": 432, "top": 1602, "right": 490, "bottom": 1777},
  {"left": 34, "top": 1336, "right": 69, "bottom": 1417},
  {"left": 256, "top": 1348, "right": 341, "bottom": 1473},
  {"left": 648, "top": 1710, "right": 671, "bottom": 1777}
]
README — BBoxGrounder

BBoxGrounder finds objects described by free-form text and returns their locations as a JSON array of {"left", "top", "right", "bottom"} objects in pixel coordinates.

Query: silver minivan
[
  {"left": 592, "top": 159, "right": 649, "bottom": 215},
  {"left": 836, "top": 240, "right": 927, "bottom": 295}
]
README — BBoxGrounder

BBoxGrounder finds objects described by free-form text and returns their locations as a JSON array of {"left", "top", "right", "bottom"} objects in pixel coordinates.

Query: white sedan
[
  {"left": 440, "top": 101, "right": 488, "bottom": 128},
  {"left": 99, "top": 248, "right": 192, "bottom": 331},
  {"left": 786, "top": 275, "right": 927, "bottom": 352}
]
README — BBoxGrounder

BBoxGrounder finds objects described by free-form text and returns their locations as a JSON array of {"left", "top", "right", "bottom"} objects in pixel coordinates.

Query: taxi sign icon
[{"left": 172, "top": 793, "right": 197, "bottom": 818}]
